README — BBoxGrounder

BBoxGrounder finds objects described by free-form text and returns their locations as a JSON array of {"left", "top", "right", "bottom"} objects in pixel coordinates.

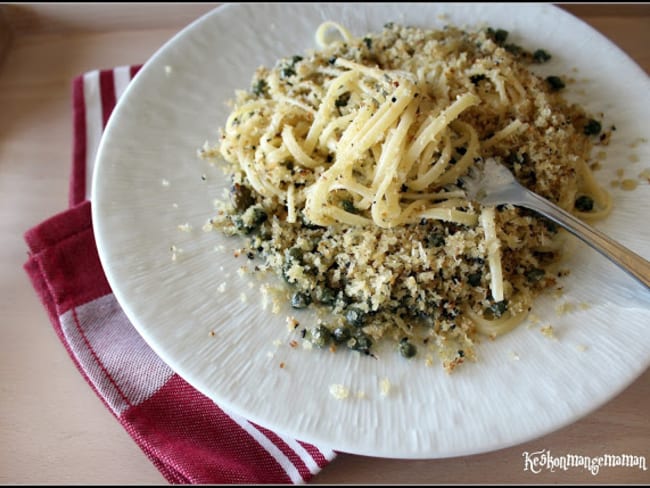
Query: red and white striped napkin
[{"left": 23, "top": 66, "right": 336, "bottom": 484}]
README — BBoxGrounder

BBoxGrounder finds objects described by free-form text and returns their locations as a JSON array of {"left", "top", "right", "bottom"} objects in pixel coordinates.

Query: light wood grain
[{"left": 1, "top": 4, "right": 648, "bottom": 485}]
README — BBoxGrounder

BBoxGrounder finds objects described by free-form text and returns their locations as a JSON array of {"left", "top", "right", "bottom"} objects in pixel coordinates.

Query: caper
[
  {"left": 583, "top": 119, "right": 602, "bottom": 136},
  {"left": 488, "top": 300, "right": 508, "bottom": 318},
  {"left": 332, "top": 326, "right": 351, "bottom": 344},
  {"left": 315, "top": 286, "right": 338, "bottom": 306},
  {"left": 286, "top": 247, "right": 304, "bottom": 263},
  {"left": 525, "top": 268, "right": 545, "bottom": 283},
  {"left": 467, "top": 272, "right": 482, "bottom": 286},
  {"left": 398, "top": 338, "right": 417, "bottom": 358},
  {"left": 345, "top": 307, "right": 366, "bottom": 328},
  {"left": 310, "top": 325, "right": 331, "bottom": 348},
  {"left": 347, "top": 333, "right": 372, "bottom": 354},
  {"left": 291, "top": 291, "right": 311, "bottom": 309}
]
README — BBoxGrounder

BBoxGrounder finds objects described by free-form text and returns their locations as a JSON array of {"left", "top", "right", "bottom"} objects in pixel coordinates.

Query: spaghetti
[{"left": 203, "top": 22, "right": 611, "bottom": 371}]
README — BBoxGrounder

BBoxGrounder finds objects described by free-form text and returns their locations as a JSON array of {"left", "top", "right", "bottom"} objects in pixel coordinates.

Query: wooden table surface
[{"left": 1, "top": 3, "right": 648, "bottom": 485}]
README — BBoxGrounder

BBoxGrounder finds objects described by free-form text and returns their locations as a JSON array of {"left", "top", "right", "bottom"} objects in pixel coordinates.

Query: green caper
[
  {"left": 286, "top": 247, "right": 304, "bottom": 263},
  {"left": 347, "top": 333, "right": 372, "bottom": 354},
  {"left": 310, "top": 325, "right": 331, "bottom": 348},
  {"left": 533, "top": 49, "right": 551, "bottom": 63},
  {"left": 315, "top": 286, "right": 338, "bottom": 306},
  {"left": 345, "top": 307, "right": 366, "bottom": 328},
  {"left": 398, "top": 338, "right": 417, "bottom": 358},
  {"left": 332, "top": 326, "right": 351, "bottom": 344},
  {"left": 291, "top": 291, "right": 311, "bottom": 309},
  {"left": 525, "top": 268, "right": 545, "bottom": 283},
  {"left": 488, "top": 300, "right": 508, "bottom": 318},
  {"left": 583, "top": 119, "right": 602, "bottom": 136}
]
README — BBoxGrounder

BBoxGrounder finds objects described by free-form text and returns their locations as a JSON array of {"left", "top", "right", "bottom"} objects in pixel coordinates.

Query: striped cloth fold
[{"left": 23, "top": 66, "right": 336, "bottom": 484}]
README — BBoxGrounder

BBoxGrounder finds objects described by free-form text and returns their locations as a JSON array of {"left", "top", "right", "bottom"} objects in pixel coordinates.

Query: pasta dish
[{"left": 201, "top": 22, "right": 611, "bottom": 371}]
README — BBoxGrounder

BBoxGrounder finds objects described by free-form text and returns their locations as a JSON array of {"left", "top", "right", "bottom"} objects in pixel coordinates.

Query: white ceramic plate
[{"left": 92, "top": 3, "right": 650, "bottom": 458}]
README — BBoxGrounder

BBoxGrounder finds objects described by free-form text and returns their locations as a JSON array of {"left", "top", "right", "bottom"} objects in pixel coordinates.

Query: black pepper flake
[
  {"left": 391, "top": 96, "right": 397, "bottom": 103},
  {"left": 470, "top": 74, "right": 486, "bottom": 85},
  {"left": 335, "top": 92, "right": 351, "bottom": 108}
]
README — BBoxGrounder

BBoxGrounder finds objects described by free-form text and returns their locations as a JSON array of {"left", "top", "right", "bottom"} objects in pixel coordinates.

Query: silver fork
[{"left": 462, "top": 158, "right": 650, "bottom": 289}]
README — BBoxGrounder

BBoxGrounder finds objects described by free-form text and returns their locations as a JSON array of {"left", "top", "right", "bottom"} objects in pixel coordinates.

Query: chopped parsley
[
  {"left": 281, "top": 65, "right": 296, "bottom": 78},
  {"left": 280, "top": 55, "right": 303, "bottom": 79},
  {"left": 251, "top": 79, "right": 268, "bottom": 96},
  {"left": 470, "top": 74, "right": 487, "bottom": 85}
]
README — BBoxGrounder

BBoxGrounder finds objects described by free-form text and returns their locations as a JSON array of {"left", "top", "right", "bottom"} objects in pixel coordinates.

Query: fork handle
[{"left": 518, "top": 191, "right": 650, "bottom": 290}]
